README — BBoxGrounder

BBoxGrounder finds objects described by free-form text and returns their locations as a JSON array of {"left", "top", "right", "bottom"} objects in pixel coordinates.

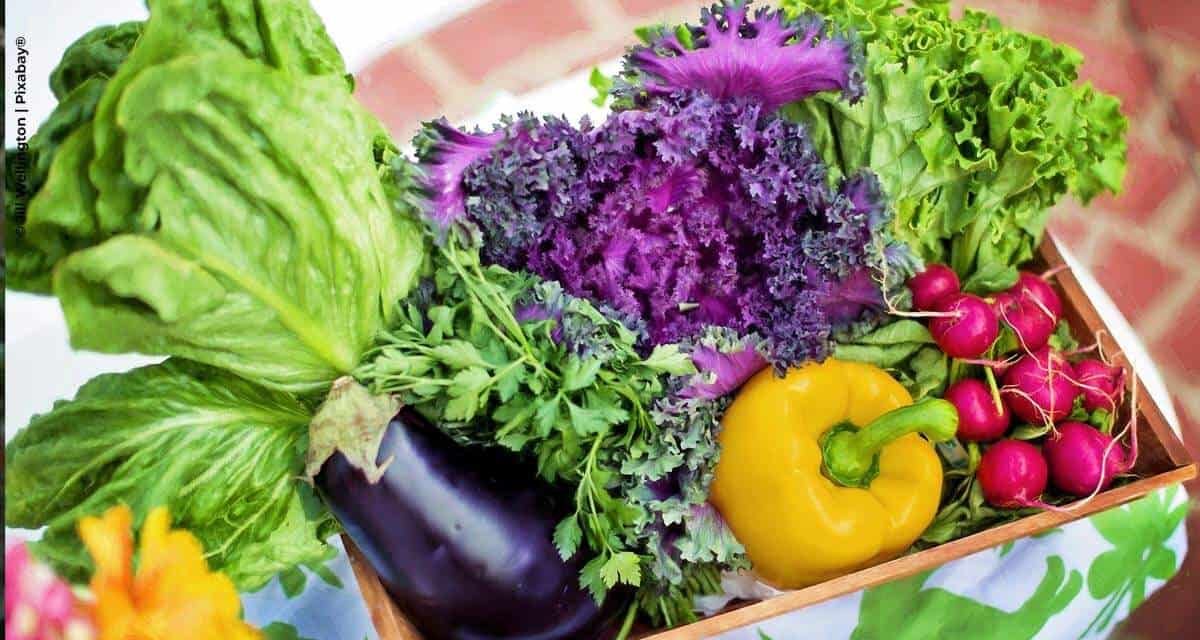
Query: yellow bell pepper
[{"left": 709, "top": 359, "right": 957, "bottom": 589}]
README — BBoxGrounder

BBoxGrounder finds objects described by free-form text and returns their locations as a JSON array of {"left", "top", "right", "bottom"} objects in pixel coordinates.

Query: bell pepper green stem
[{"left": 822, "top": 399, "right": 959, "bottom": 488}]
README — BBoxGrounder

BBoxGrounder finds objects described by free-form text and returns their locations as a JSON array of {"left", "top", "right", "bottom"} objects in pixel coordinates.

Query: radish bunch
[{"left": 905, "top": 265, "right": 1138, "bottom": 509}]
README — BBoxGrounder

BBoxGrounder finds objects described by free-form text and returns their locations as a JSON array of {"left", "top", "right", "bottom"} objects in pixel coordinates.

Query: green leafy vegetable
[
  {"left": 5, "top": 22, "right": 143, "bottom": 292},
  {"left": 588, "top": 67, "right": 613, "bottom": 107},
  {"left": 15, "top": 0, "right": 425, "bottom": 392},
  {"left": 1047, "top": 319, "right": 1080, "bottom": 352},
  {"left": 49, "top": 21, "right": 145, "bottom": 100},
  {"left": 358, "top": 236, "right": 743, "bottom": 618},
  {"left": 961, "top": 261, "right": 1020, "bottom": 295},
  {"left": 4, "top": 359, "right": 338, "bottom": 590},
  {"left": 834, "top": 320, "right": 948, "bottom": 400},
  {"left": 277, "top": 559, "right": 343, "bottom": 599},
  {"left": 782, "top": 0, "right": 1126, "bottom": 281},
  {"left": 361, "top": 238, "right": 677, "bottom": 586}
]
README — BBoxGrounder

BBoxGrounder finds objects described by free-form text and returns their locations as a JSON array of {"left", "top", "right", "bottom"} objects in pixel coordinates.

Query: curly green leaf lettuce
[
  {"left": 5, "top": 359, "right": 339, "bottom": 590},
  {"left": 782, "top": 0, "right": 1127, "bottom": 281}
]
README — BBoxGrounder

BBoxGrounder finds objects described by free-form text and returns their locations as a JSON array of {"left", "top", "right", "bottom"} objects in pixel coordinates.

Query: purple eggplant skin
[{"left": 316, "top": 408, "right": 622, "bottom": 640}]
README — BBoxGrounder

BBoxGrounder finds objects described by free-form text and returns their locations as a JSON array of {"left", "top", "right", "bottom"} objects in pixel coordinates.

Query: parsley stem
[
  {"left": 440, "top": 244, "right": 554, "bottom": 380},
  {"left": 374, "top": 375, "right": 453, "bottom": 388},
  {"left": 488, "top": 359, "right": 524, "bottom": 384},
  {"left": 615, "top": 602, "right": 638, "bottom": 640}
]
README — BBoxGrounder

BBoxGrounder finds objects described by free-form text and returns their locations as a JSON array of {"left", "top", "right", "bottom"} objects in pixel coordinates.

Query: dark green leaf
[
  {"left": 535, "top": 396, "right": 561, "bottom": 438},
  {"left": 580, "top": 555, "right": 608, "bottom": 604}
]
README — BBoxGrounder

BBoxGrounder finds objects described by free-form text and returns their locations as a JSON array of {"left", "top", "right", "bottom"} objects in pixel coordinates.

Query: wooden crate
[{"left": 345, "top": 237, "right": 1197, "bottom": 640}]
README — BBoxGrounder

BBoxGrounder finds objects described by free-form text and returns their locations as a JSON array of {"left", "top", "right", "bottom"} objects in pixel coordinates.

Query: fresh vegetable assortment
[{"left": 5, "top": 0, "right": 1139, "bottom": 638}]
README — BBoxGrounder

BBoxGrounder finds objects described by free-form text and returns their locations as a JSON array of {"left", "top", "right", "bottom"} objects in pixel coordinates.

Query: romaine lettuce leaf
[
  {"left": 4, "top": 359, "right": 338, "bottom": 590},
  {"left": 49, "top": 21, "right": 144, "bottom": 100},
  {"left": 18, "top": 0, "right": 425, "bottom": 392},
  {"left": 5, "top": 22, "right": 142, "bottom": 293}
]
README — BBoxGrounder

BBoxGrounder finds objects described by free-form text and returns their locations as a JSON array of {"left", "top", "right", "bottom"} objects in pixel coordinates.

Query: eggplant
[{"left": 316, "top": 407, "right": 620, "bottom": 640}]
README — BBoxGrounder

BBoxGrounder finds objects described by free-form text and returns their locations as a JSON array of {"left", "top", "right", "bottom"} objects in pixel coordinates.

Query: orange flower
[{"left": 77, "top": 506, "right": 260, "bottom": 640}]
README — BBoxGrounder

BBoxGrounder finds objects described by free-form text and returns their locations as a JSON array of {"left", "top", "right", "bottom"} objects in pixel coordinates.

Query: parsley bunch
[{"left": 357, "top": 235, "right": 699, "bottom": 605}]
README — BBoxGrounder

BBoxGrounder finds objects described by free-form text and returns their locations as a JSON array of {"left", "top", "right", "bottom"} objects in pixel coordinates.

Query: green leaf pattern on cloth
[
  {"left": 740, "top": 486, "right": 1187, "bottom": 640},
  {"left": 851, "top": 556, "right": 1082, "bottom": 640},
  {"left": 1080, "top": 485, "right": 1192, "bottom": 638}
]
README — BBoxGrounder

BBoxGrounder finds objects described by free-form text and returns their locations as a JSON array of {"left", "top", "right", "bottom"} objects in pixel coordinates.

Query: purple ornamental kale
[
  {"left": 615, "top": 0, "right": 865, "bottom": 110},
  {"left": 414, "top": 94, "right": 907, "bottom": 368},
  {"left": 460, "top": 114, "right": 594, "bottom": 267},
  {"left": 411, "top": 0, "right": 909, "bottom": 369},
  {"left": 412, "top": 119, "right": 504, "bottom": 232},
  {"left": 680, "top": 328, "right": 767, "bottom": 400},
  {"left": 524, "top": 92, "right": 903, "bottom": 364}
]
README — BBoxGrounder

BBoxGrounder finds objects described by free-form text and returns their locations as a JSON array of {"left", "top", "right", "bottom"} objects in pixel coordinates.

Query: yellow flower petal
[
  {"left": 78, "top": 504, "right": 133, "bottom": 590},
  {"left": 83, "top": 505, "right": 262, "bottom": 640}
]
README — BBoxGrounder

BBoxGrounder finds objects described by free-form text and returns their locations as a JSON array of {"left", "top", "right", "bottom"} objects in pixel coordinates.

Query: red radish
[
  {"left": 944, "top": 379, "right": 1011, "bottom": 442},
  {"left": 1043, "top": 421, "right": 1135, "bottom": 496},
  {"left": 1000, "top": 347, "right": 1079, "bottom": 424},
  {"left": 1073, "top": 359, "right": 1126, "bottom": 412},
  {"left": 908, "top": 264, "right": 960, "bottom": 311},
  {"left": 993, "top": 292, "right": 1055, "bottom": 351},
  {"left": 929, "top": 293, "right": 999, "bottom": 358},
  {"left": 977, "top": 440, "right": 1049, "bottom": 508},
  {"left": 1011, "top": 271, "right": 1062, "bottom": 323}
]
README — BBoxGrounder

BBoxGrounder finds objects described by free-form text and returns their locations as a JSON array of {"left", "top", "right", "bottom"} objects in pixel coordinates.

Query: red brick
[
  {"left": 1093, "top": 141, "right": 1188, "bottom": 223},
  {"left": 1152, "top": 285, "right": 1200, "bottom": 379},
  {"left": 956, "top": 0, "right": 1026, "bottom": 26},
  {"left": 1046, "top": 203, "right": 1091, "bottom": 249},
  {"left": 1129, "top": 0, "right": 1200, "bottom": 49},
  {"left": 1092, "top": 236, "right": 1182, "bottom": 321},
  {"left": 1171, "top": 72, "right": 1200, "bottom": 149},
  {"left": 1040, "top": 23, "right": 1158, "bottom": 115},
  {"left": 566, "top": 40, "right": 632, "bottom": 76},
  {"left": 617, "top": 0, "right": 685, "bottom": 17},
  {"left": 354, "top": 49, "right": 444, "bottom": 139},
  {"left": 1181, "top": 203, "right": 1200, "bottom": 251},
  {"left": 428, "top": 0, "right": 589, "bottom": 82},
  {"left": 1029, "top": 0, "right": 1100, "bottom": 16}
]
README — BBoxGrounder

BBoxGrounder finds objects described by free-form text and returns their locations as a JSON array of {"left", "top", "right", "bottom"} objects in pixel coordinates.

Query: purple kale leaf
[
  {"left": 615, "top": 0, "right": 865, "bottom": 111},
  {"left": 412, "top": 118, "right": 504, "bottom": 234}
]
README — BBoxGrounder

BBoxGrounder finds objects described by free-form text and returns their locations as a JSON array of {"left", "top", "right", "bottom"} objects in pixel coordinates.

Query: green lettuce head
[{"left": 8, "top": 0, "right": 426, "bottom": 393}]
